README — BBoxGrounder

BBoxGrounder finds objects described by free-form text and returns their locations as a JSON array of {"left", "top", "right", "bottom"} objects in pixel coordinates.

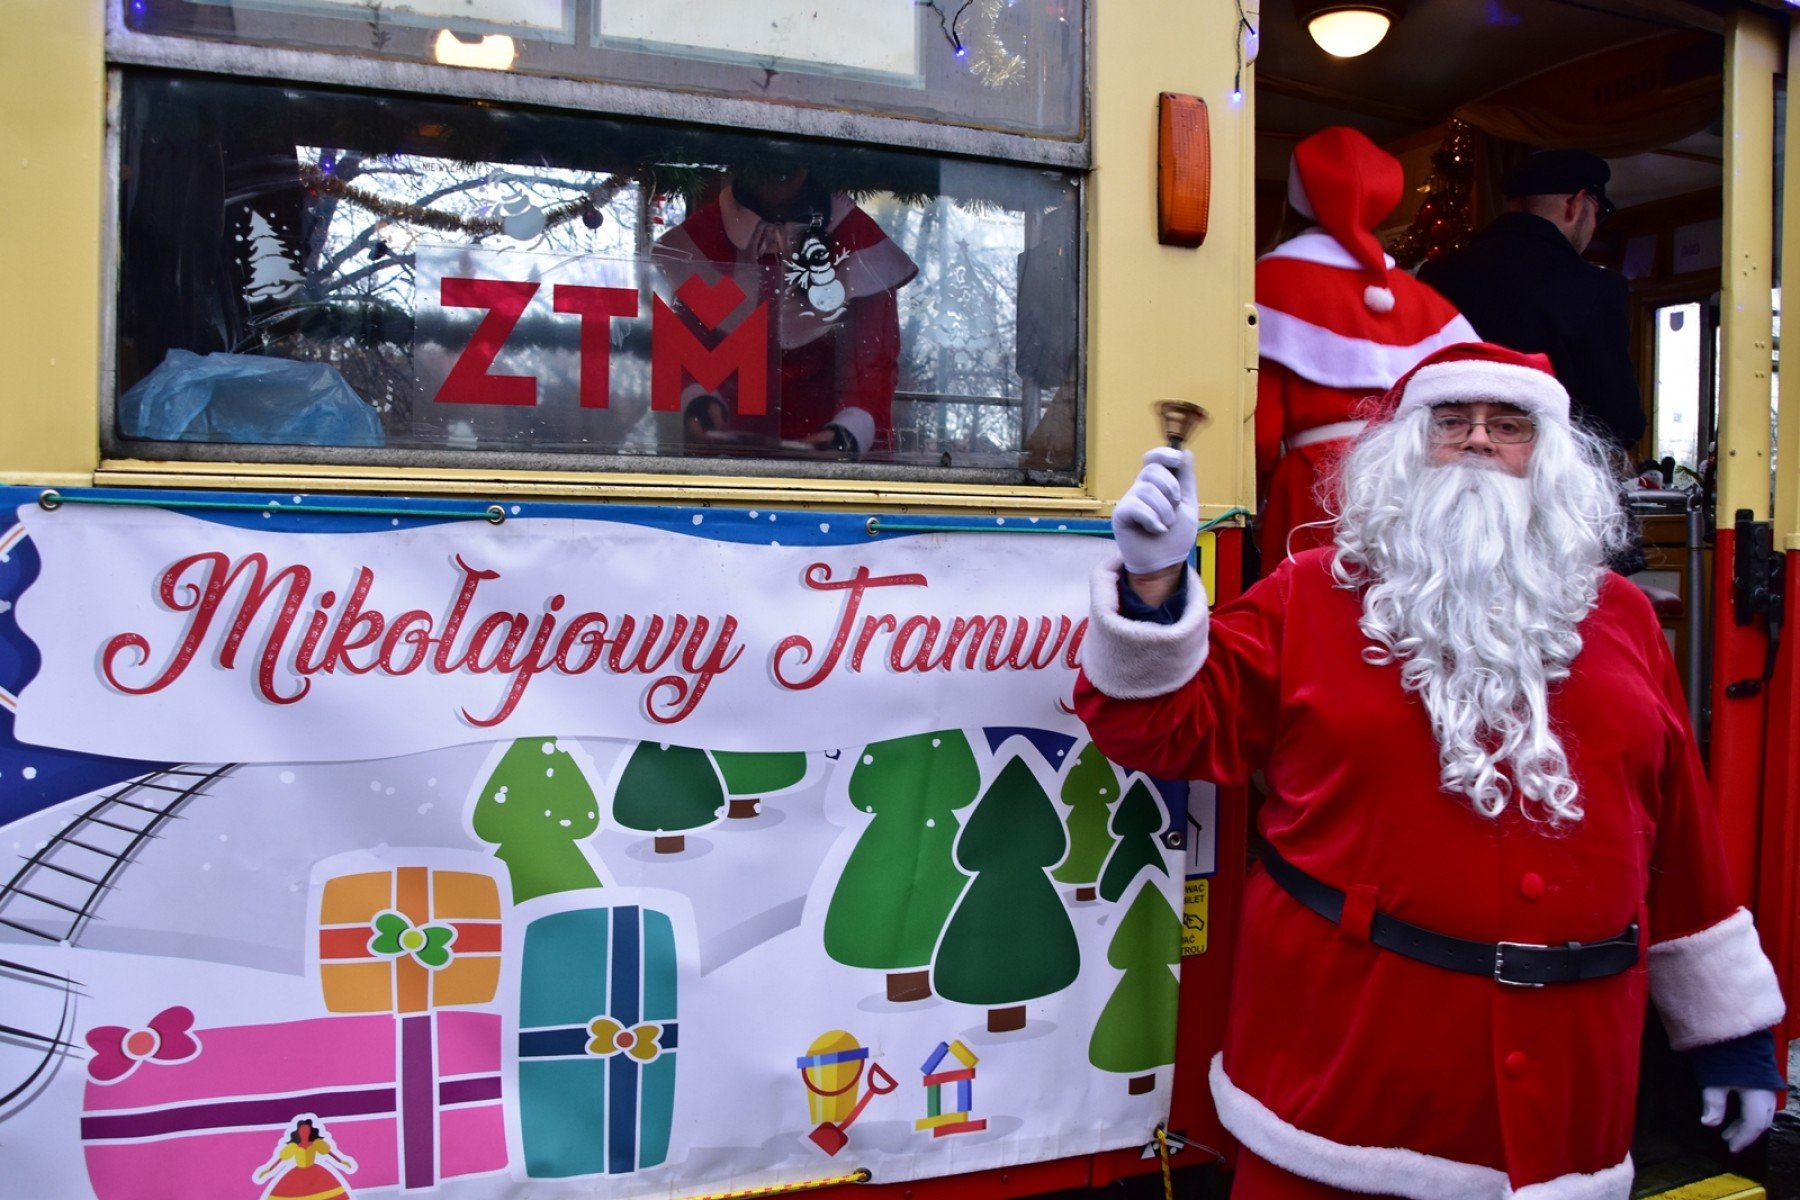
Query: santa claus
[
  {"left": 1255, "top": 126, "right": 1476, "bottom": 566},
  {"left": 1078, "top": 342, "right": 1786, "bottom": 1200}
]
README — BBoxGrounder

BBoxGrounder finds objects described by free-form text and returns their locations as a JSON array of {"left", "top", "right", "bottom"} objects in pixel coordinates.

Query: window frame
[{"left": 100, "top": 11, "right": 1094, "bottom": 490}]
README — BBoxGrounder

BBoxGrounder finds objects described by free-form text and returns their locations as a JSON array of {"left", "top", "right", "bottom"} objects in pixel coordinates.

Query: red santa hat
[
  {"left": 1287, "top": 126, "right": 1404, "bottom": 312},
  {"left": 1376, "top": 341, "right": 1571, "bottom": 425}
]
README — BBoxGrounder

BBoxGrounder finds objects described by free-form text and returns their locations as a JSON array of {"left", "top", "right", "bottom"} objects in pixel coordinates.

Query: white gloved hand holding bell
[{"left": 1112, "top": 446, "right": 1200, "bottom": 576}]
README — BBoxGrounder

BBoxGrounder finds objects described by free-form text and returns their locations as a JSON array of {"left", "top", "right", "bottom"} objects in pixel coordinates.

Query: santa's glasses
[{"left": 1427, "top": 413, "right": 1537, "bottom": 444}]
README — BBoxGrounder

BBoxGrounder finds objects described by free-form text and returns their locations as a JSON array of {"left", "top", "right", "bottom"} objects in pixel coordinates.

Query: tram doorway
[
  {"left": 1252, "top": 0, "right": 1727, "bottom": 691},
  {"left": 1247, "top": 4, "right": 1799, "bottom": 1196}
]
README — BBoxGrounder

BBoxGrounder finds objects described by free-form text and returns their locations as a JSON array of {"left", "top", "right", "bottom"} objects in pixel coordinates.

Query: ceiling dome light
[{"left": 1296, "top": 2, "right": 1406, "bottom": 59}]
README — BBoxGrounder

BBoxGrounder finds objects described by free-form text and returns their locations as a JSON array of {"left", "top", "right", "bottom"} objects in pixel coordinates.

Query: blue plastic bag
[{"left": 118, "top": 350, "right": 385, "bottom": 447}]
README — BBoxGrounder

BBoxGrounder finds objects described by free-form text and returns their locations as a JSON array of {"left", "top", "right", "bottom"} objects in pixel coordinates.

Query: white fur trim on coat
[
  {"left": 1260, "top": 230, "right": 1393, "bottom": 273},
  {"left": 826, "top": 406, "right": 876, "bottom": 457},
  {"left": 1648, "top": 907, "right": 1787, "bottom": 1051},
  {"left": 1394, "top": 358, "right": 1571, "bottom": 424},
  {"left": 1256, "top": 306, "right": 1480, "bottom": 390},
  {"left": 1081, "top": 561, "right": 1209, "bottom": 700},
  {"left": 1210, "top": 1055, "right": 1633, "bottom": 1200},
  {"left": 1513, "top": 1165, "right": 1636, "bottom": 1200}
]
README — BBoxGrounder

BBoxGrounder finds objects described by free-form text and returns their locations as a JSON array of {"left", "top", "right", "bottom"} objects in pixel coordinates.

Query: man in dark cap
[{"left": 1418, "top": 149, "right": 1646, "bottom": 452}]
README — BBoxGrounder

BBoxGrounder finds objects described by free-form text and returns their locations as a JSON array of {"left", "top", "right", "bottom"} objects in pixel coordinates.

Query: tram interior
[
  {"left": 1257, "top": 0, "right": 1739, "bottom": 698},
  {"left": 1254, "top": 2, "right": 1785, "bottom": 1191}
]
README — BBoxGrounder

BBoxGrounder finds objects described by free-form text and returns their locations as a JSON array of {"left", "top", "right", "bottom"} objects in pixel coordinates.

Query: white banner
[
  {"left": 15, "top": 504, "right": 1100, "bottom": 762},
  {"left": 0, "top": 494, "right": 1193, "bottom": 1200}
]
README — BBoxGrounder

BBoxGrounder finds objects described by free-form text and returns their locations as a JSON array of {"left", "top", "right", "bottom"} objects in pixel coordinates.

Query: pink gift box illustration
[{"left": 80, "top": 1008, "right": 505, "bottom": 1198}]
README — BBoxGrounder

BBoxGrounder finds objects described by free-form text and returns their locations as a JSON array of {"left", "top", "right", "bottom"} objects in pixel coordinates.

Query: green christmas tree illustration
[
  {"left": 1088, "top": 879, "right": 1181, "bottom": 1094},
  {"left": 470, "top": 737, "right": 601, "bottom": 903},
  {"left": 711, "top": 750, "right": 808, "bottom": 819},
  {"left": 933, "top": 756, "right": 1080, "bottom": 1031},
  {"left": 823, "top": 730, "right": 980, "bottom": 1001},
  {"left": 1098, "top": 778, "right": 1169, "bottom": 903},
  {"left": 1051, "top": 742, "right": 1122, "bottom": 902},
  {"left": 612, "top": 741, "right": 726, "bottom": 854}
]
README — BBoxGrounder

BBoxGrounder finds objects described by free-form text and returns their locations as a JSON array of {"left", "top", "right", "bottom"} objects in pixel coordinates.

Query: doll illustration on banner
[{"left": 251, "top": 1115, "right": 358, "bottom": 1200}]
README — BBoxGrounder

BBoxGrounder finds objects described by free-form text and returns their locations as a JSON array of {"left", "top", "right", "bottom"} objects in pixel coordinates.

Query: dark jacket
[{"left": 1418, "top": 212, "right": 1645, "bottom": 450}]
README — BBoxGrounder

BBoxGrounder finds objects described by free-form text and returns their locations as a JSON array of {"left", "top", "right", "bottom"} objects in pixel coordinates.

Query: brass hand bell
[{"left": 1154, "top": 400, "right": 1210, "bottom": 448}]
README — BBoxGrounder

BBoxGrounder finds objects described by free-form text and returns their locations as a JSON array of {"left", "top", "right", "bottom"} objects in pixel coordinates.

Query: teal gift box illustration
[{"left": 516, "top": 904, "right": 680, "bottom": 1177}]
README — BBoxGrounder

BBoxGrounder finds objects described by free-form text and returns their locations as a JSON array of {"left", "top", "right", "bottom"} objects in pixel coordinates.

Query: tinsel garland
[
  {"left": 919, "top": 0, "right": 1026, "bottom": 88},
  {"left": 965, "top": 0, "right": 1027, "bottom": 87},
  {"left": 299, "top": 163, "right": 637, "bottom": 236}
]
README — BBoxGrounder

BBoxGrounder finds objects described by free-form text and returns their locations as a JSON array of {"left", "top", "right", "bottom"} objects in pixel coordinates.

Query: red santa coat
[
  {"left": 1256, "top": 234, "right": 1475, "bottom": 564},
  {"left": 1075, "top": 550, "right": 1785, "bottom": 1200}
]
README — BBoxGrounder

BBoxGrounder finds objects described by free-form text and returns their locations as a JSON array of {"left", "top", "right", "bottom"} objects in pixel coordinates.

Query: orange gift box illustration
[{"left": 318, "top": 866, "right": 502, "bottom": 1013}]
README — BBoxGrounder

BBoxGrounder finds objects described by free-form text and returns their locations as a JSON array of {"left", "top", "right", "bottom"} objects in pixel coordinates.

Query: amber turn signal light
[{"left": 1158, "top": 93, "right": 1211, "bottom": 248}]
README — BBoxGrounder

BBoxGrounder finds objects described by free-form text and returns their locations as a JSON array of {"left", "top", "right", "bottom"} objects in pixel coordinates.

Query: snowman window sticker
[{"left": 785, "top": 230, "right": 849, "bottom": 322}]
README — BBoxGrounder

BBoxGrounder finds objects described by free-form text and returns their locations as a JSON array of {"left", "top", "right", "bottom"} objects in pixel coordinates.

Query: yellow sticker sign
[
  {"left": 1638, "top": 1175, "right": 1764, "bottom": 1200},
  {"left": 1181, "top": 878, "right": 1208, "bottom": 956}
]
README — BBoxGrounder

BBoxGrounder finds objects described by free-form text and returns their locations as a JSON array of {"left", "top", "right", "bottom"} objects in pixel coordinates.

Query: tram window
[
  {"left": 1651, "top": 302, "right": 1703, "bottom": 472},
  {"left": 122, "top": 0, "right": 1087, "bottom": 141},
  {"left": 107, "top": 72, "right": 1083, "bottom": 480}
]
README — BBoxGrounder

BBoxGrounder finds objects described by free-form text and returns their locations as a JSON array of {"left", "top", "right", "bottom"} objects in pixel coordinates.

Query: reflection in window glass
[
  {"left": 1652, "top": 302, "right": 1701, "bottom": 472},
  {"left": 123, "top": 0, "right": 1088, "bottom": 140},
  {"left": 112, "top": 73, "right": 1082, "bottom": 477}
]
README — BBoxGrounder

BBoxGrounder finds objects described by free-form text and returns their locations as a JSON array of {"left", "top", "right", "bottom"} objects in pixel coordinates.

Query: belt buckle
[{"left": 1495, "top": 941, "right": 1547, "bottom": 988}]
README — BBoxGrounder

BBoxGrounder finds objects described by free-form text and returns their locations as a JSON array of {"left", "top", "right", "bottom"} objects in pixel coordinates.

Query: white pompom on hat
[{"left": 1375, "top": 341, "right": 1571, "bottom": 425}]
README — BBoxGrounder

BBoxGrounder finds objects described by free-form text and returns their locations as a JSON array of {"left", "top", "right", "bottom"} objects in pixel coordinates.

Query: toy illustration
[
  {"left": 252, "top": 1115, "right": 358, "bottom": 1200},
  {"left": 797, "top": 1030, "right": 897, "bottom": 1155},
  {"left": 914, "top": 1040, "right": 987, "bottom": 1138}
]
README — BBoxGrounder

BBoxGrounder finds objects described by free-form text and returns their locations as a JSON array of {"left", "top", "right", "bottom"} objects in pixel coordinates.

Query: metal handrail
[{"left": 1627, "top": 487, "right": 1707, "bottom": 731}]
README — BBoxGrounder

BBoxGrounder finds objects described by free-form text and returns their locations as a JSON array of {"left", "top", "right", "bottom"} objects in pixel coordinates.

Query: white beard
[{"left": 1331, "top": 422, "right": 1623, "bottom": 822}]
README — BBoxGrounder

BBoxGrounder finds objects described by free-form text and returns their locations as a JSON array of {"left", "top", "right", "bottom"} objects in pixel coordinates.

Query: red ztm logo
[{"left": 433, "top": 275, "right": 767, "bottom": 414}]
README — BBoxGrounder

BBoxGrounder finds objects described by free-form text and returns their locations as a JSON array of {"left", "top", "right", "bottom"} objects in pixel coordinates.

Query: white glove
[
  {"left": 1112, "top": 447, "right": 1199, "bottom": 575},
  {"left": 1700, "top": 1085, "right": 1779, "bottom": 1154}
]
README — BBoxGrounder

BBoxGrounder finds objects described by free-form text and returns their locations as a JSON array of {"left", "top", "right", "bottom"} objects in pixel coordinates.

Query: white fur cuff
[
  {"left": 1210, "top": 1055, "right": 1632, "bottom": 1200},
  {"left": 1080, "top": 560, "right": 1209, "bottom": 700},
  {"left": 1649, "top": 907, "right": 1787, "bottom": 1051}
]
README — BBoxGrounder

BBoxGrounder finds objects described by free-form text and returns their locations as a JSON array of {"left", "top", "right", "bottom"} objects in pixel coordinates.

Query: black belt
[{"left": 1258, "top": 845, "right": 1640, "bottom": 987}]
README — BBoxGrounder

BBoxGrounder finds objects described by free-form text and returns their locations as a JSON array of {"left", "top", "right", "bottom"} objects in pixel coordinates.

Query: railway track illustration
[{"left": 0, "top": 764, "right": 238, "bottom": 1112}]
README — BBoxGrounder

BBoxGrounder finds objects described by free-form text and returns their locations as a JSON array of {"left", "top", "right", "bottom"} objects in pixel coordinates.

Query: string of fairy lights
[
  {"left": 1232, "top": 0, "right": 1259, "bottom": 103},
  {"left": 916, "top": 0, "right": 1028, "bottom": 87}
]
